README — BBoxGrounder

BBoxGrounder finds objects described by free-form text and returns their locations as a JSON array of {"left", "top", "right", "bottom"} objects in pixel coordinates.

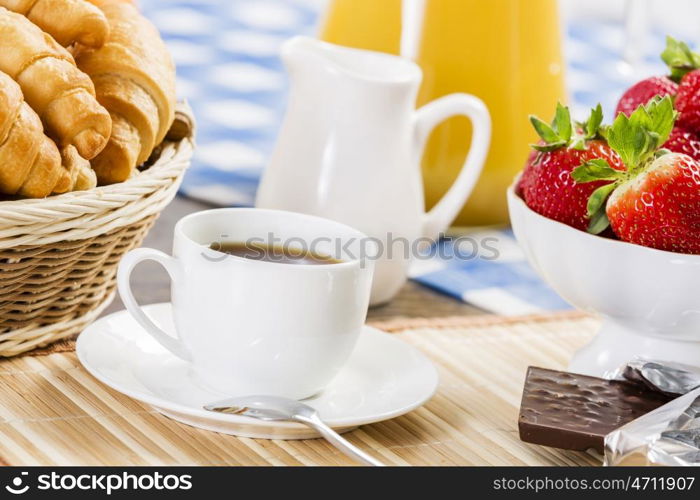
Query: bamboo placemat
[{"left": 0, "top": 312, "right": 602, "bottom": 466}]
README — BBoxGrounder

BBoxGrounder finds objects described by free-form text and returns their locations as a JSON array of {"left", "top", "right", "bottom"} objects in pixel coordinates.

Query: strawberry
[
  {"left": 615, "top": 76, "right": 677, "bottom": 118},
  {"left": 660, "top": 37, "right": 700, "bottom": 132},
  {"left": 613, "top": 37, "right": 695, "bottom": 118},
  {"left": 574, "top": 96, "right": 700, "bottom": 253},
  {"left": 674, "top": 69, "right": 700, "bottom": 132},
  {"left": 519, "top": 104, "right": 624, "bottom": 231},
  {"left": 614, "top": 37, "right": 700, "bottom": 124},
  {"left": 663, "top": 126, "right": 700, "bottom": 160},
  {"left": 607, "top": 153, "right": 700, "bottom": 253}
]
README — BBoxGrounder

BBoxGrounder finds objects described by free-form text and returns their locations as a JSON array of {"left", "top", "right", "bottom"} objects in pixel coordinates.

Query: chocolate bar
[{"left": 518, "top": 367, "right": 674, "bottom": 453}]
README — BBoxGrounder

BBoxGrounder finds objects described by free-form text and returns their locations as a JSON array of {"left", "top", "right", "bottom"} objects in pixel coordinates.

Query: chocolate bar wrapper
[
  {"left": 604, "top": 387, "right": 700, "bottom": 466},
  {"left": 606, "top": 358, "right": 700, "bottom": 397}
]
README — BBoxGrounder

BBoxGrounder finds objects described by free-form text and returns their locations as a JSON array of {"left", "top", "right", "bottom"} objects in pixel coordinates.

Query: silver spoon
[{"left": 204, "top": 395, "right": 384, "bottom": 466}]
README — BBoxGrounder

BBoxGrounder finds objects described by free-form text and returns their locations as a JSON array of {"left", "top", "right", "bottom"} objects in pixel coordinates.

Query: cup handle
[
  {"left": 117, "top": 248, "right": 192, "bottom": 361},
  {"left": 415, "top": 93, "right": 491, "bottom": 239}
]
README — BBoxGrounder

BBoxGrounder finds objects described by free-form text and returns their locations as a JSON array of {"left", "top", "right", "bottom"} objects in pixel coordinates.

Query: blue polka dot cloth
[{"left": 141, "top": 0, "right": 692, "bottom": 314}]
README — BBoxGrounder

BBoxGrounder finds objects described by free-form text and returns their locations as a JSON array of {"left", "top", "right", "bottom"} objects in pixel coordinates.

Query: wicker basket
[{"left": 0, "top": 103, "right": 195, "bottom": 357}]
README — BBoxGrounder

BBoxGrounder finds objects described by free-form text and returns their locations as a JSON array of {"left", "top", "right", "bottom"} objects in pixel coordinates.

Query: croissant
[
  {"left": 0, "top": 7, "right": 111, "bottom": 159},
  {"left": 0, "top": 0, "right": 109, "bottom": 47},
  {"left": 0, "top": 71, "right": 70, "bottom": 197},
  {"left": 74, "top": 0, "right": 175, "bottom": 184},
  {"left": 62, "top": 144, "right": 97, "bottom": 191}
]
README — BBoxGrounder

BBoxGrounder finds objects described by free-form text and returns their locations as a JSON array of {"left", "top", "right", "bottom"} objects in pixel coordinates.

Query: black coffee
[{"left": 210, "top": 241, "right": 342, "bottom": 265}]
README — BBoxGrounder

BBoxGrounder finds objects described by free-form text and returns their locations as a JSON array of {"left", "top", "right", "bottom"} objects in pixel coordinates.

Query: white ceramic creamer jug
[{"left": 256, "top": 37, "right": 491, "bottom": 305}]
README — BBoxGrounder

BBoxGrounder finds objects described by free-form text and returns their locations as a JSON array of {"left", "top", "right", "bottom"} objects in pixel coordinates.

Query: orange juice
[
  {"left": 320, "top": 0, "right": 566, "bottom": 226},
  {"left": 319, "top": 0, "right": 402, "bottom": 55}
]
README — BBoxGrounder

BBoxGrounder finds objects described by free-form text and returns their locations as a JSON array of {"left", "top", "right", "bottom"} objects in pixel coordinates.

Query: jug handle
[{"left": 415, "top": 94, "right": 491, "bottom": 239}]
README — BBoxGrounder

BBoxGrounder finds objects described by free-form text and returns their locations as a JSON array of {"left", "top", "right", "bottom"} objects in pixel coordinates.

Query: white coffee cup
[{"left": 117, "top": 208, "right": 375, "bottom": 400}]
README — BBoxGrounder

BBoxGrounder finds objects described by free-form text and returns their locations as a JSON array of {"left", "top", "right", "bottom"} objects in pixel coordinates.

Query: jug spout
[{"left": 281, "top": 36, "right": 421, "bottom": 87}]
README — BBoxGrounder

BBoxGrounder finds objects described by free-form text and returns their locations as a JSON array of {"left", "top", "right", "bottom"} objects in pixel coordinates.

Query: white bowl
[{"left": 507, "top": 183, "right": 700, "bottom": 376}]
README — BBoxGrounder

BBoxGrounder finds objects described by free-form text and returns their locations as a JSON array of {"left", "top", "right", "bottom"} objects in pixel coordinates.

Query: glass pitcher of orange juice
[{"left": 320, "top": 0, "right": 565, "bottom": 226}]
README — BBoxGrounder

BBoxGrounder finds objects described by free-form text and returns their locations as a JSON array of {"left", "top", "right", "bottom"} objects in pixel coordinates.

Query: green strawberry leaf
[
  {"left": 530, "top": 115, "right": 561, "bottom": 144},
  {"left": 584, "top": 104, "right": 604, "bottom": 139},
  {"left": 553, "top": 102, "right": 573, "bottom": 143},
  {"left": 572, "top": 159, "right": 623, "bottom": 183},
  {"left": 661, "top": 36, "right": 700, "bottom": 81},
  {"left": 569, "top": 137, "right": 586, "bottom": 150},
  {"left": 605, "top": 95, "right": 676, "bottom": 171},
  {"left": 606, "top": 113, "right": 646, "bottom": 168},
  {"left": 647, "top": 96, "right": 676, "bottom": 144},
  {"left": 586, "top": 182, "right": 618, "bottom": 218},
  {"left": 529, "top": 102, "right": 575, "bottom": 149},
  {"left": 530, "top": 103, "right": 606, "bottom": 152},
  {"left": 588, "top": 209, "right": 611, "bottom": 235},
  {"left": 531, "top": 140, "right": 567, "bottom": 152},
  {"left": 585, "top": 182, "right": 618, "bottom": 234}
]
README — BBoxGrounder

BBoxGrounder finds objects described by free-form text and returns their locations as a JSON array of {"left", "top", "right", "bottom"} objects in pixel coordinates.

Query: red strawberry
[
  {"left": 575, "top": 96, "right": 700, "bottom": 253},
  {"left": 663, "top": 126, "right": 700, "bottom": 161},
  {"left": 674, "top": 69, "right": 700, "bottom": 132},
  {"left": 615, "top": 76, "right": 677, "bottom": 117},
  {"left": 607, "top": 153, "right": 700, "bottom": 253},
  {"left": 520, "top": 104, "right": 624, "bottom": 231},
  {"left": 660, "top": 37, "right": 700, "bottom": 131},
  {"left": 616, "top": 37, "right": 700, "bottom": 124}
]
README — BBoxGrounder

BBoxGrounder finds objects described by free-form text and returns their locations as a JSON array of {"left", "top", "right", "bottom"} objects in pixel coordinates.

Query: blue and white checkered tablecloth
[
  {"left": 408, "top": 229, "right": 571, "bottom": 315},
  {"left": 139, "top": 0, "right": 695, "bottom": 314}
]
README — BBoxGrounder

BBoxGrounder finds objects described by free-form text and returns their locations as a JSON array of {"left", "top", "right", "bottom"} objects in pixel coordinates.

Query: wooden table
[{"left": 105, "top": 195, "right": 486, "bottom": 322}]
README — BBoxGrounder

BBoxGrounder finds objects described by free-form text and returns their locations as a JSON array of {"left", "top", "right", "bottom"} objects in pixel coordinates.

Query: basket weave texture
[{"left": 0, "top": 104, "right": 194, "bottom": 356}]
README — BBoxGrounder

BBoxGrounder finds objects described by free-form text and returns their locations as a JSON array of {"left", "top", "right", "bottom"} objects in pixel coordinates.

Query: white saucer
[{"left": 76, "top": 303, "right": 439, "bottom": 440}]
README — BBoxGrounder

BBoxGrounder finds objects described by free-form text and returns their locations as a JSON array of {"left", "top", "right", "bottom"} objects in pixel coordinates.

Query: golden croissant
[
  {"left": 74, "top": 0, "right": 176, "bottom": 184},
  {"left": 0, "top": 0, "right": 109, "bottom": 47},
  {"left": 0, "top": 7, "right": 112, "bottom": 159},
  {"left": 0, "top": 71, "right": 72, "bottom": 197},
  {"left": 62, "top": 144, "right": 97, "bottom": 191}
]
